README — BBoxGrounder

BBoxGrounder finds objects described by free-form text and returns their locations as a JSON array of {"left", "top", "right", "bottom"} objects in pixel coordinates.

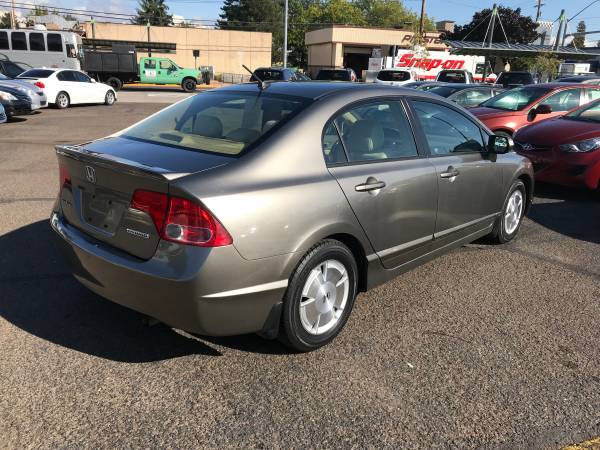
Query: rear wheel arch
[
  {"left": 517, "top": 173, "right": 533, "bottom": 210},
  {"left": 324, "top": 233, "right": 368, "bottom": 293}
]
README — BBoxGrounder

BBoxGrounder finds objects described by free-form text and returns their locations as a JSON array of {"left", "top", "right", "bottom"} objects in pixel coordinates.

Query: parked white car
[
  {"left": 374, "top": 69, "right": 417, "bottom": 86},
  {"left": 17, "top": 68, "right": 116, "bottom": 109},
  {"left": 0, "top": 103, "right": 6, "bottom": 124}
]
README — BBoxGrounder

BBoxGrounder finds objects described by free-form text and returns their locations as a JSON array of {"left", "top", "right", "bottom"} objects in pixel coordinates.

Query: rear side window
[
  {"left": 20, "top": 69, "right": 54, "bottom": 78},
  {"left": 11, "top": 32, "right": 27, "bottom": 50},
  {"left": 377, "top": 71, "right": 410, "bottom": 82},
  {"left": 144, "top": 59, "right": 156, "bottom": 69},
  {"left": 411, "top": 100, "right": 485, "bottom": 155},
  {"left": 0, "top": 32, "right": 8, "bottom": 50},
  {"left": 29, "top": 33, "right": 45, "bottom": 51},
  {"left": 122, "top": 92, "right": 312, "bottom": 156},
  {"left": 325, "top": 101, "right": 418, "bottom": 163},
  {"left": 47, "top": 33, "right": 63, "bottom": 52},
  {"left": 57, "top": 71, "right": 76, "bottom": 81}
]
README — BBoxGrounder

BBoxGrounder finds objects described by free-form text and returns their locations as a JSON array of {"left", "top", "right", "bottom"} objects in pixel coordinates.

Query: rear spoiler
[{"left": 55, "top": 144, "right": 191, "bottom": 181}]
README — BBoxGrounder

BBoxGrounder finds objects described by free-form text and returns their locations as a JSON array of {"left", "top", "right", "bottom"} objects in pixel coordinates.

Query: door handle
[
  {"left": 355, "top": 179, "right": 386, "bottom": 192},
  {"left": 440, "top": 167, "right": 460, "bottom": 179}
]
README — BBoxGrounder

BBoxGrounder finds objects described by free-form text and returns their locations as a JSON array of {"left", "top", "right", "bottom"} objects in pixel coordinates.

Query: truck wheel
[
  {"left": 182, "top": 78, "right": 197, "bottom": 92},
  {"left": 106, "top": 77, "right": 123, "bottom": 91}
]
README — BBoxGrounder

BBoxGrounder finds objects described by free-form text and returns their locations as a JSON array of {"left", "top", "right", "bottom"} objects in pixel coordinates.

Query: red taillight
[
  {"left": 59, "top": 163, "right": 71, "bottom": 188},
  {"left": 130, "top": 190, "right": 168, "bottom": 234},
  {"left": 34, "top": 81, "right": 45, "bottom": 89},
  {"left": 130, "top": 190, "right": 232, "bottom": 247}
]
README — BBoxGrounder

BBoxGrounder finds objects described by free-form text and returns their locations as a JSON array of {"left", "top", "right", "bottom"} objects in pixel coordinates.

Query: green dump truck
[{"left": 83, "top": 44, "right": 204, "bottom": 92}]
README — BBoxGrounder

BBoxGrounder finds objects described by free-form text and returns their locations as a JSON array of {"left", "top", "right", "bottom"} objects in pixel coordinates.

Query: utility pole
[
  {"left": 418, "top": 0, "right": 426, "bottom": 39},
  {"left": 147, "top": 21, "right": 151, "bottom": 57},
  {"left": 10, "top": 0, "right": 16, "bottom": 28},
  {"left": 283, "top": 0, "right": 288, "bottom": 67},
  {"left": 553, "top": 9, "right": 566, "bottom": 50},
  {"left": 535, "top": 0, "right": 544, "bottom": 22},
  {"left": 487, "top": 4, "right": 497, "bottom": 48}
]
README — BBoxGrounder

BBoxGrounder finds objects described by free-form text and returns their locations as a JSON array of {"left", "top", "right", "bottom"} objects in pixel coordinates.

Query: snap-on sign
[{"left": 397, "top": 53, "right": 466, "bottom": 71}]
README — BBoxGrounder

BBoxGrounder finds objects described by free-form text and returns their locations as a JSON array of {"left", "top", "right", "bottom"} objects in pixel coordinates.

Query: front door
[
  {"left": 324, "top": 99, "right": 438, "bottom": 269},
  {"left": 157, "top": 59, "right": 180, "bottom": 84},
  {"left": 528, "top": 87, "right": 585, "bottom": 123},
  {"left": 408, "top": 99, "right": 503, "bottom": 241}
]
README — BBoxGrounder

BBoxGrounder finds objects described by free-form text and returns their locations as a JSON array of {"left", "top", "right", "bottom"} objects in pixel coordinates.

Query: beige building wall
[{"left": 83, "top": 23, "right": 272, "bottom": 74}]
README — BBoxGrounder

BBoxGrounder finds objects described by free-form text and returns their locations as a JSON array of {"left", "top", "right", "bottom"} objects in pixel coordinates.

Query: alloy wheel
[{"left": 504, "top": 189, "right": 524, "bottom": 235}]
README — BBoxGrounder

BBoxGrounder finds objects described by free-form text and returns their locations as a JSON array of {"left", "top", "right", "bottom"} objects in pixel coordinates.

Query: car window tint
[
  {"left": 322, "top": 122, "right": 347, "bottom": 164},
  {"left": 47, "top": 33, "right": 62, "bottom": 52},
  {"left": 20, "top": 69, "right": 53, "bottom": 78},
  {"left": 333, "top": 101, "right": 418, "bottom": 162},
  {"left": 539, "top": 89, "right": 582, "bottom": 112},
  {"left": 587, "top": 89, "right": 600, "bottom": 101},
  {"left": 73, "top": 71, "right": 90, "bottom": 82},
  {"left": 57, "top": 71, "right": 76, "bottom": 82},
  {"left": 11, "top": 32, "right": 27, "bottom": 50},
  {"left": 29, "top": 33, "right": 45, "bottom": 51},
  {"left": 411, "top": 100, "right": 485, "bottom": 155},
  {"left": 0, "top": 32, "right": 9, "bottom": 50}
]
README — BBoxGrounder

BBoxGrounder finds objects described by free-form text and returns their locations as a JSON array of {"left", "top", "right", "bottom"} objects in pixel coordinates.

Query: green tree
[
  {"left": 447, "top": 6, "right": 539, "bottom": 44},
  {"left": 570, "top": 20, "right": 586, "bottom": 48},
  {"left": 0, "top": 12, "right": 12, "bottom": 29},
  {"left": 132, "top": 0, "right": 173, "bottom": 26}
]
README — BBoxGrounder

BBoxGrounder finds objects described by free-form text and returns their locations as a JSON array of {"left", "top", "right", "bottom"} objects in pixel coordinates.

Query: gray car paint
[
  {"left": 51, "top": 82, "right": 534, "bottom": 337},
  {"left": 0, "top": 75, "right": 47, "bottom": 109}
]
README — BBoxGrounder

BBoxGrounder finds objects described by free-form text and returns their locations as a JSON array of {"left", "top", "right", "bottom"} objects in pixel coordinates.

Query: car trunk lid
[{"left": 56, "top": 136, "right": 232, "bottom": 259}]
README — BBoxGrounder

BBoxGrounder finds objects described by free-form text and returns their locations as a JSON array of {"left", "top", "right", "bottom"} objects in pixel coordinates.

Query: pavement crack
[{"left": 0, "top": 197, "right": 55, "bottom": 204}]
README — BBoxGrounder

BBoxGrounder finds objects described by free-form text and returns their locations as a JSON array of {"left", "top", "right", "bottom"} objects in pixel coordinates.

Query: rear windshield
[
  {"left": 252, "top": 69, "right": 283, "bottom": 81},
  {"left": 19, "top": 69, "right": 54, "bottom": 78},
  {"left": 437, "top": 71, "right": 466, "bottom": 83},
  {"left": 427, "top": 86, "right": 462, "bottom": 97},
  {"left": 480, "top": 86, "right": 553, "bottom": 111},
  {"left": 497, "top": 72, "right": 533, "bottom": 86},
  {"left": 121, "top": 91, "right": 312, "bottom": 156},
  {"left": 377, "top": 70, "right": 410, "bottom": 82},
  {"left": 316, "top": 70, "right": 350, "bottom": 81}
]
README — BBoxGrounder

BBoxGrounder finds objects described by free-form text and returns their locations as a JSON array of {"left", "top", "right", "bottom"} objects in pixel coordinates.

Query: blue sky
[{"left": 3, "top": 0, "right": 600, "bottom": 45}]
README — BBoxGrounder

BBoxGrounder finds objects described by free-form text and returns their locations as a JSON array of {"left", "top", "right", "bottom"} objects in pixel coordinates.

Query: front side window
[
  {"left": 411, "top": 100, "right": 485, "bottom": 155},
  {"left": 122, "top": 92, "right": 311, "bottom": 156},
  {"left": 11, "top": 32, "right": 27, "bottom": 50},
  {"left": 539, "top": 89, "right": 583, "bottom": 112},
  {"left": 29, "top": 33, "right": 45, "bottom": 51},
  {"left": 480, "top": 86, "right": 553, "bottom": 111},
  {"left": 73, "top": 71, "right": 91, "bottom": 82},
  {"left": 66, "top": 43, "right": 77, "bottom": 58},
  {"left": 47, "top": 33, "right": 63, "bottom": 52},
  {"left": 160, "top": 60, "right": 175, "bottom": 70},
  {"left": 327, "top": 101, "right": 418, "bottom": 162},
  {"left": 0, "top": 32, "right": 8, "bottom": 50}
]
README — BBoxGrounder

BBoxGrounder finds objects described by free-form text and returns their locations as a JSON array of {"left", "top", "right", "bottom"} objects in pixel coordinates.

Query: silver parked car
[
  {"left": 0, "top": 103, "right": 6, "bottom": 124},
  {"left": 51, "top": 82, "right": 533, "bottom": 351},
  {"left": 0, "top": 73, "right": 47, "bottom": 110}
]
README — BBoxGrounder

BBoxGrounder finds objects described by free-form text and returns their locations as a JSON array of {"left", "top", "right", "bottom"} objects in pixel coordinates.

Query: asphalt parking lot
[{"left": 1, "top": 102, "right": 599, "bottom": 449}]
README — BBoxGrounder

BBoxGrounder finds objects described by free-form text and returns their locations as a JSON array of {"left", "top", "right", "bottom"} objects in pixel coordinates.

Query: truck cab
[{"left": 139, "top": 57, "right": 200, "bottom": 92}]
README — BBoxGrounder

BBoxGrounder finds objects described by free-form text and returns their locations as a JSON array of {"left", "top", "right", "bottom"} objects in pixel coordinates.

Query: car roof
[
  {"left": 214, "top": 81, "right": 437, "bottom": 100},
  {"left": 430, "top": 83, "right": 490, "bottom": 89},
  {"left": 533, "top": 82, "right": 599, "bottom": 88}
]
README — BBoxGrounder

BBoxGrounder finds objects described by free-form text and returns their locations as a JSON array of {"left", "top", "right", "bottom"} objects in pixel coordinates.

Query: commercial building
[
  {"left": 82, "top": 22, "right": 272, "bottom": 75},
  {"left": 305, "top": 25, "right": 446, "bottom": 77}
]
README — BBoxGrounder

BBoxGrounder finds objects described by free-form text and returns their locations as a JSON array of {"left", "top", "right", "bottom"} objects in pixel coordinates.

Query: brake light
[
  {"left": 131, "top": 190, "right": 168, "bottom": 234},
  {"left": 130, "top": 190, "right": 232, "bottom": 247},
  {"left": 59, "top": 163, "right": 71, "bottom": 188},
  {"left": 34, "top": 81, "right": 45, "bottom": 89}
]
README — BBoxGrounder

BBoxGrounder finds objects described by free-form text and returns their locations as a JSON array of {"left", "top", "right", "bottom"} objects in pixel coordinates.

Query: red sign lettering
[{"left": 397, "top": 53, "right": 466, "bottom": 71}]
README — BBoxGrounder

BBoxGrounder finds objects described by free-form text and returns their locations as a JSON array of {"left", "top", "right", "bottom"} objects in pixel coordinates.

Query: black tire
[
  {"left": 279, "top": 239, "right": 358, "bottom": 352},
  {"left": 182, "top": 78, "right": 197, "bottom": 92},
  {"left": 55, "top": 91, "right": 70, "bottom": 109},
  {"left": 488, "top": 180, "right": 527, "bottom": 244},
  {"left": 106, "top": 77, "right": 123, "bottom": 91},
  {"left": 104, "top": 90, "right": 116, "bottom": 106}
]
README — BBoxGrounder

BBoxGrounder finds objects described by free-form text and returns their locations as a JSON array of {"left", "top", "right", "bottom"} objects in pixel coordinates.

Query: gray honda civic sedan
[{"left": 51, "top": 82, "right": 533, "bottom": 351}]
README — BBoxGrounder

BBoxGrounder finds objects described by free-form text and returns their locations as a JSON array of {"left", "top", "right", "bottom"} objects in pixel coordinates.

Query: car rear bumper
[{"left": 50, "top": 211, "right": 291, "bottom": 336}]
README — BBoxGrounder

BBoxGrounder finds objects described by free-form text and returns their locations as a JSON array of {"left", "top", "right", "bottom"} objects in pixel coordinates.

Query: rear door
[
  {"left": 408, "top": 98, "right": 503, "bottom": 242},
  {"left": 56, "top": 70, "right": 84, "bottom": 103},
  {"left": 324, "top": 99, "right": 438, "bottom": 269}
]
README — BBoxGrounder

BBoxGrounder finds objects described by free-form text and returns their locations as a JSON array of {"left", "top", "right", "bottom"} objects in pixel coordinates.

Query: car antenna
[{"left": 242, "top": 64, "right": 267, "bottom": 90}]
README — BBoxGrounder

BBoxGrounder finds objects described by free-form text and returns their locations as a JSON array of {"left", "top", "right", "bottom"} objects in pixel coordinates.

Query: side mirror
[
  {"left": 488, "top": 134, "right": 513, "bottom": 154},
  {"left": 90, "top": 78, "right": 97, "bottom": 83},
  {"left": 535, "top": 104, "right": 552, "bottom": 115}
]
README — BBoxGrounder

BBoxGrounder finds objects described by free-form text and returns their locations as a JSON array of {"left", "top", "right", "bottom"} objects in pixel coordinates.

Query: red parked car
[
  {"left": 470, "top": 83, "right": 600, "bottom": 137},
  {"left": 513, "top": 99, "right": 600, "bottom": 191}
]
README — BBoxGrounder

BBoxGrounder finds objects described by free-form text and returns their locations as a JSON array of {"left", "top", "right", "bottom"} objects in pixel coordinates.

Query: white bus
[{"left": 0, "top": 29, "right": 83, "bottom": 71}]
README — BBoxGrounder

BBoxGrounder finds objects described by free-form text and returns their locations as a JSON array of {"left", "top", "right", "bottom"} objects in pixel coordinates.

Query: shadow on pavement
[
  {"left": 528, "top": 183, "right": 600, "bottom": 244},
  {"left": 0, "top": 220, "right": 222, "bottom": 361}
]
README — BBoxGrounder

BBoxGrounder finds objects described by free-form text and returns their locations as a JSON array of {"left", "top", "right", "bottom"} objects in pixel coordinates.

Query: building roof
[{"left": 444, "top": 40, "right": 600, "bottom": 59}]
